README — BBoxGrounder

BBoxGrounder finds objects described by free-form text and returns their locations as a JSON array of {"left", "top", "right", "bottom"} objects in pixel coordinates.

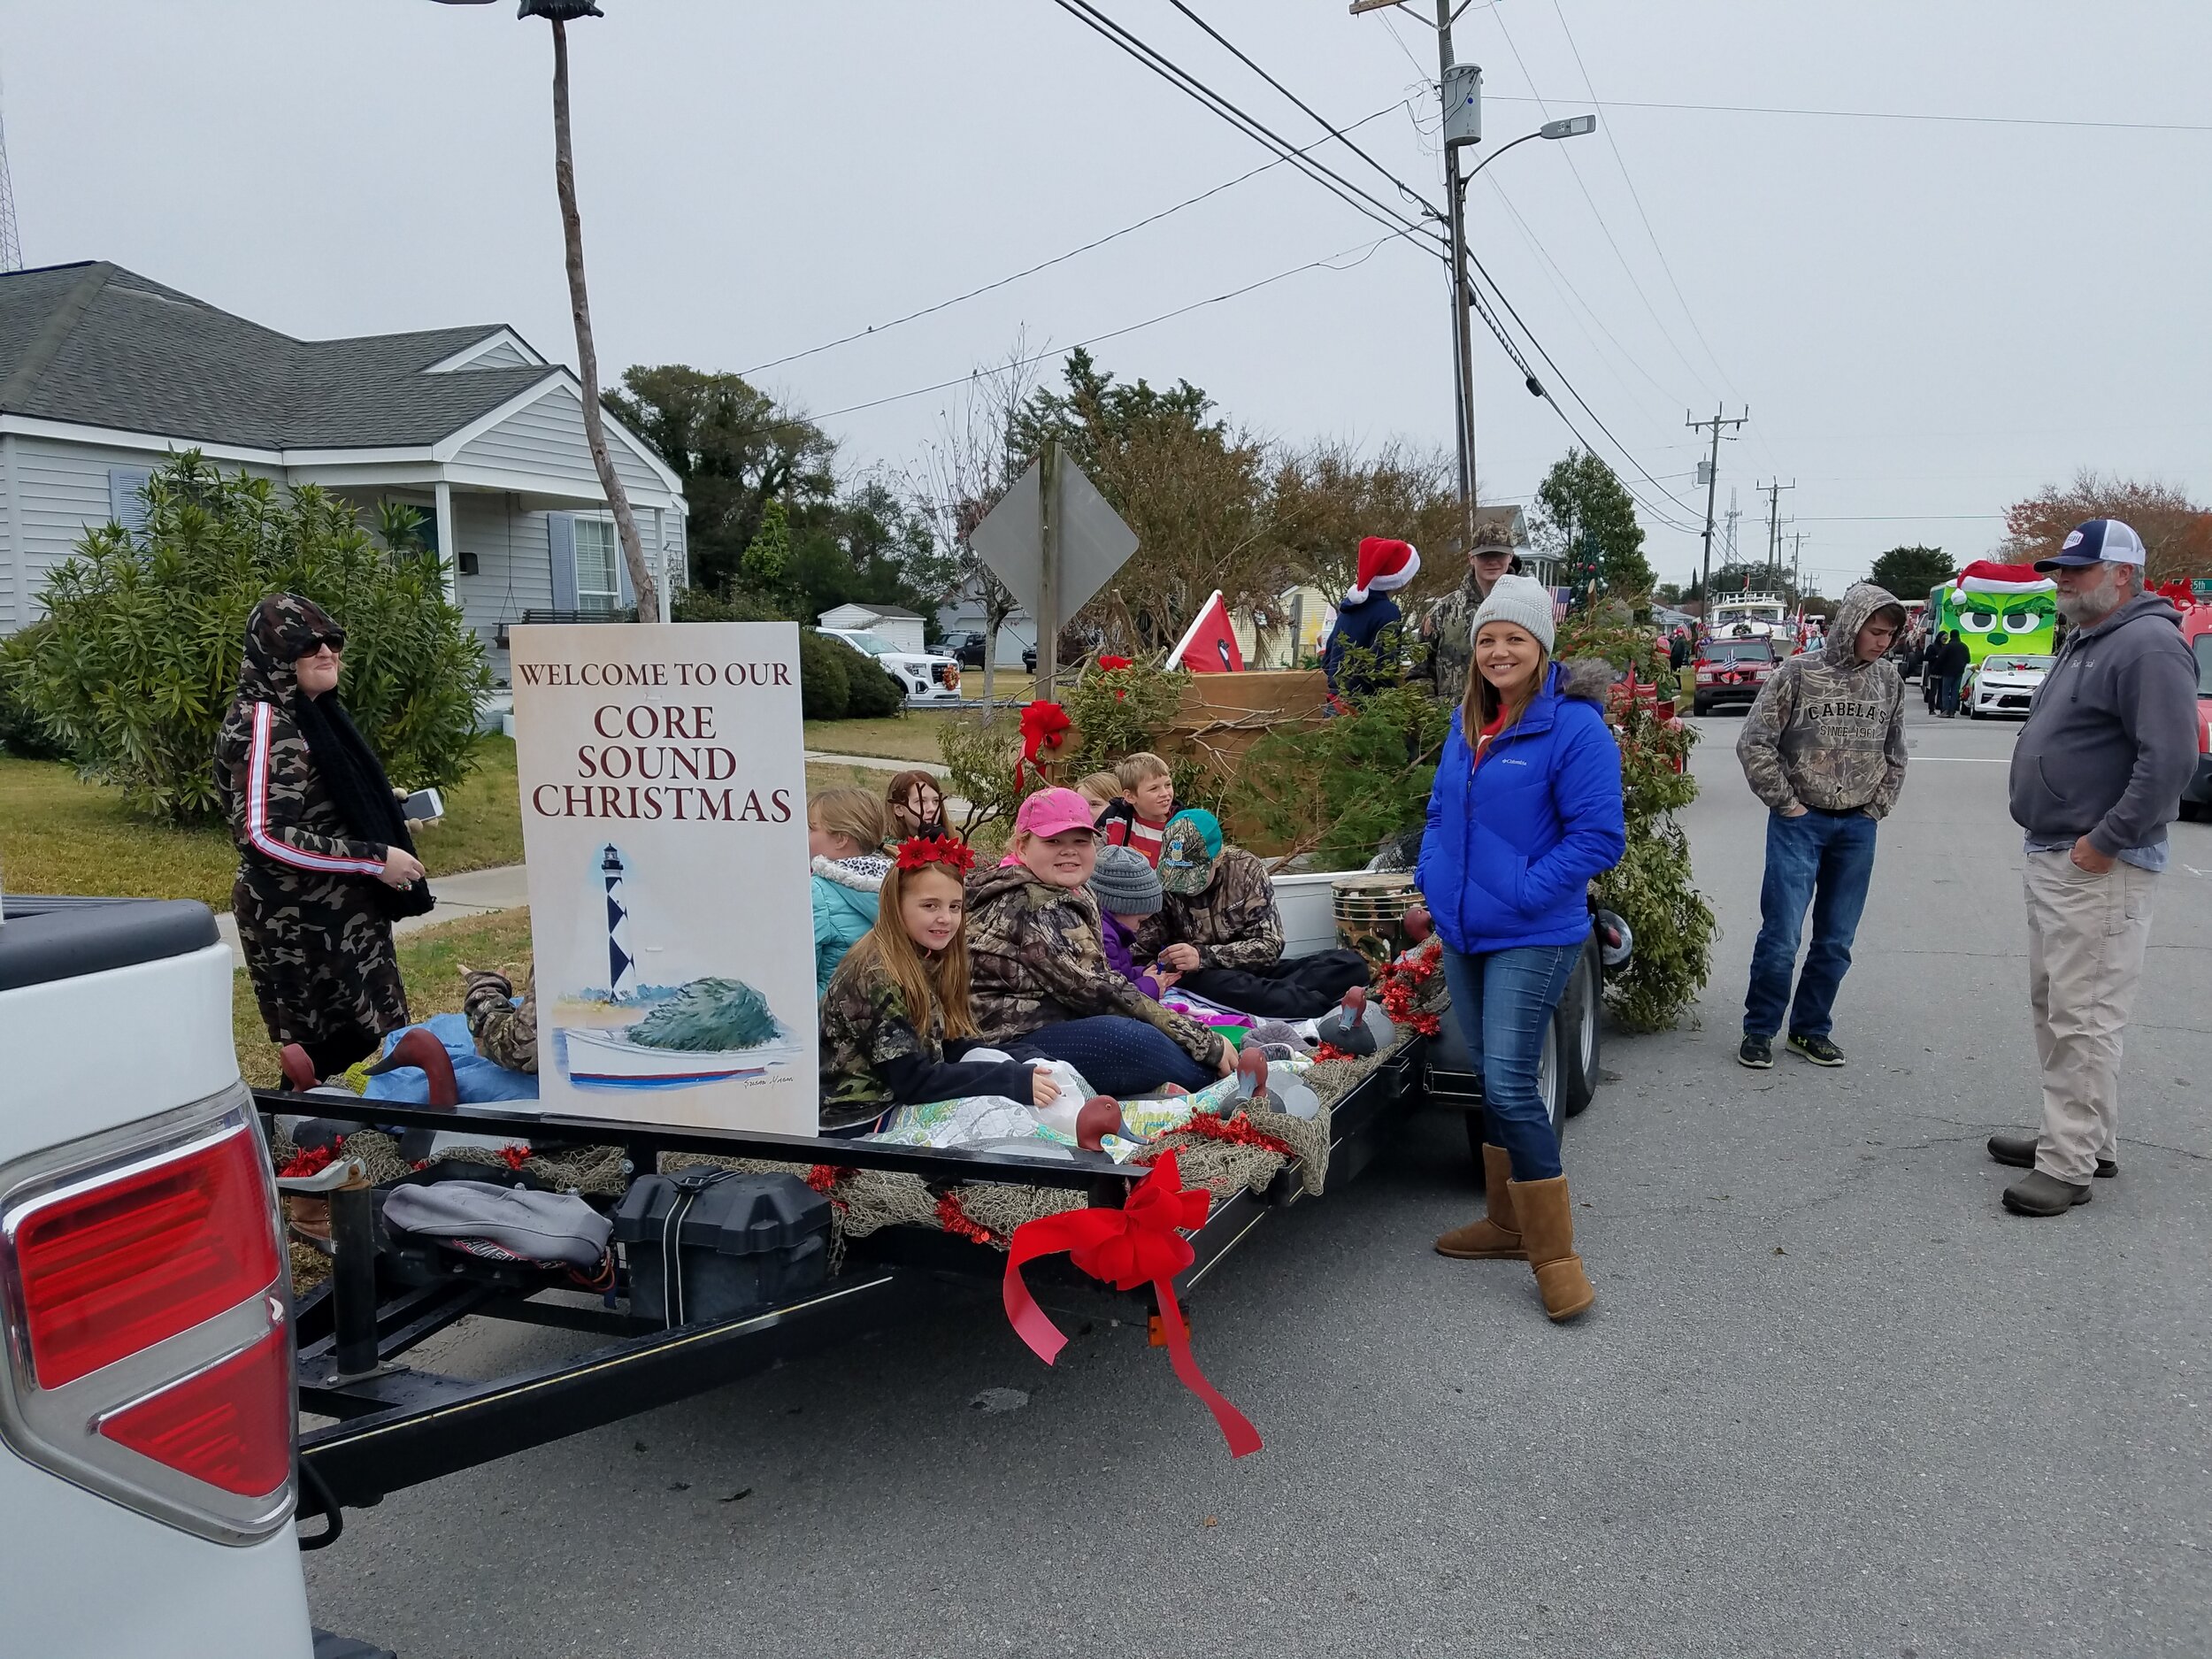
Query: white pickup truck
[{"left": 0, "top": 894, "right": 357, "bottom": 1658}]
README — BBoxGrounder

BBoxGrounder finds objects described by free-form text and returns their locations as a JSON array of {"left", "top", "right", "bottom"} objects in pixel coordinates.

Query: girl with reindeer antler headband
[{"left": 817, "top": 833, "right": 1064, "bottom": 1135}]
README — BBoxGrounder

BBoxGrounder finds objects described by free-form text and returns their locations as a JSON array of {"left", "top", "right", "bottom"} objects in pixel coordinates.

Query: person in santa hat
[{"left": 1322, "top": 536, "right": 1421, "bottom": 700}]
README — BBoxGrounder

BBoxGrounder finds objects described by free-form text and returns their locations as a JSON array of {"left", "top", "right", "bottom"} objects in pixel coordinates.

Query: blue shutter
[
  {"left": 108, "top": 467, "right": 154, "bottom": 535},
  {"left": 613, "top": 518, "right": 635, "bottom": 610},
  {"left": 548, "top": 513, "right": 578, "bottom": 613}
]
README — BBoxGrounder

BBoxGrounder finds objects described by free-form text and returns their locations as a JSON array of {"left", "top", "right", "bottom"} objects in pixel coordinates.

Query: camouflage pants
[{"left": 234, "top": 872, "right": 407, "bottom": 1051}]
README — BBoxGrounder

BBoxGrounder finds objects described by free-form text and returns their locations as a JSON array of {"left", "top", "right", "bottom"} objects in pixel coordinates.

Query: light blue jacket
[{"left": 812, "top": 853, "right": 890, "bottom": 995}]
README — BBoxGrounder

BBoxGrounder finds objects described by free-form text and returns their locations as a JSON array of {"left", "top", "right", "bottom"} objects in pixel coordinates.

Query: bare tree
[
  {"left": 437, "top": 0, "right": 657, "bottom": 618},
  {"left": 907, "top": 341, "right": 1043, "bottom": 706}
]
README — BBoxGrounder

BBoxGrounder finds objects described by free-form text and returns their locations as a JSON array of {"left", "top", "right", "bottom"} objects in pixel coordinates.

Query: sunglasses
[{"left": 304, "top": 631, "right": 347, "bottom": 656}]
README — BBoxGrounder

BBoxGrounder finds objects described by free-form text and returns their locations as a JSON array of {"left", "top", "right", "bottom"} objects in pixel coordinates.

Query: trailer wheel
[{"left": 1558, "top": 934, "right": 1602, "bottom": 1118}]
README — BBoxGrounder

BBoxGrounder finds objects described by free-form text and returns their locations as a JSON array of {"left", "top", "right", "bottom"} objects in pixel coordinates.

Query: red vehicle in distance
[{"left": 1691, "top": 635, "right": 1778, "bottom": 718}]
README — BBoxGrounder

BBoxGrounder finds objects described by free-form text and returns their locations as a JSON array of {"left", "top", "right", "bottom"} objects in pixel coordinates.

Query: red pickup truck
[{"left": 1691, "top": 636, "right": 1778, "bottom": 717}]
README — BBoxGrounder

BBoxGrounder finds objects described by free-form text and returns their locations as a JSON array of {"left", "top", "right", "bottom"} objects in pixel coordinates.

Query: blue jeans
[
  {"left": 1440, "top": 942, "right": 1578, "bottom": 1182},
  {"left": 1938, "top": 673, "right": 1962, "bottom": 713},
  {"left": 1743, "top": 809, "right": 1878, "bottom": 1041},
  {"left": 1006, "top": 1016, "right": 1217, "bottom": 1095}
]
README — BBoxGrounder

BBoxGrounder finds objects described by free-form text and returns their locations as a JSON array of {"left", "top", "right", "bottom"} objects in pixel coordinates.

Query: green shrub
[
  {"left": 796, "top": 628, "right": 851, "bottom": 719},
  {"left": 937, "top": 713, "right": 1027, "bottom": 841},
  {"left": 1062, "top": 657, "right": 1183, "bottom": 769},
  {"left": 0, "top": 620, "right": 68, "bottom": 759},
  {"left": 1223, "top": 682, "right": 1449, "bottom": 870},
  {"left": 670, "top": 586, "right": 787, "bottom": 625},
  {"left": 16, "top": 452, "right": 490, "bottom": 821},
  {"left": 841, "top": 651, "right": 907, "bottom": 718},
  {"left": 1555, "top": 611, "right": 1714, "bottom": 1030}
]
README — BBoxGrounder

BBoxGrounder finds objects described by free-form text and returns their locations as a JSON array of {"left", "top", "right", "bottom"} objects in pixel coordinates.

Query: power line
[
  {"left": 1485, "top": 3, "right": 1713, "bottom": 405},
  {"left": 741, "top": 100, "right": 1408, "bottom": 377},
  {"left": 1464, "top": 248, "right": 1704, "bottom": 533},
  {"left": 738, "top": 234, "right": 1402, "bottom": 438},
  {"left": 1483, "top": 93, "right": 2212, "bottom": 134},
  {"left": 1046, "top": 0, "right": 1446, "bottom": 255},
  {"left": 1163, "top": 0, "right": 1434, "bottom": 216},
  {"left": 1545, "top": 0, "right": 1742, "bottom": 407}
]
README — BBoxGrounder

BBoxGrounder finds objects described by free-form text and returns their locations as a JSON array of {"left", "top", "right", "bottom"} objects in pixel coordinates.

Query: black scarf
[
  {"left": 296, "top": 688, "right": 436, "bottom": 919},
  {"left": 237, "top": 594, "right": 435, "bottom": 921}
]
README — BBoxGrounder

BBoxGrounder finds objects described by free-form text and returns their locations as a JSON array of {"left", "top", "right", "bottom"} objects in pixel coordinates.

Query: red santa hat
[{"left": 1345, "top": 536, "right": 1420, "bottom": 605}]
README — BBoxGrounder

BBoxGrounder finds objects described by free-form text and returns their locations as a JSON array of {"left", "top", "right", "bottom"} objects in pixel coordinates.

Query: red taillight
[
  {"left": 16, "top": 1124, "right": 278, "bottom": 1388},
  {"left": 98, "top": 1328, "right": 292, "bottom": 1496}
]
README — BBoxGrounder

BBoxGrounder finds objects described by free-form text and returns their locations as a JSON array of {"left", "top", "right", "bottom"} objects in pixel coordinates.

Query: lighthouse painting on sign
[{"left": 548, "top": 841, "right": 803, "bottom": 1093}]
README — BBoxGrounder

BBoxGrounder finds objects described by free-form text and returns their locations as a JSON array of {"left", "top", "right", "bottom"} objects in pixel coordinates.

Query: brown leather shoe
[
  {"left": 1509, "top": 1174, "right": 1595, "bottom": 1322},
  {"left": 1434, "top": 1143, "right": 1525, "bottom": 1260}
]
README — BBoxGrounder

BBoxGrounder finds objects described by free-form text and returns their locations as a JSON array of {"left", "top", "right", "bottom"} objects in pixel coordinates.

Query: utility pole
[
  {"left": 1685, "top": 405, "right": 1748, "bottom": 612},
  {"left": 1759, "top": 479, "right": 1796, "bottom": 586},
  {"left": 1723, "top": 491, "right": 1740, "bottom": 565},
  {"left": 1437, "top": 0, "right": 1479, "bottom": 550},
  {"left": 1356, "top": 0, "right": 1480, "bottom": 549}
]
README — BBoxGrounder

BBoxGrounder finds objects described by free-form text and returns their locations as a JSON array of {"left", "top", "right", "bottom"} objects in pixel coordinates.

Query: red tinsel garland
[
  {"left": 934, "top": 1190, "right": 999, "bottom": 1245},
  {"left": 1154, "top": 1110, "right": 1294, "bottom": 1160},
  {"left": 1310, "top": 1041, "right": 1354, "bottom": 1064},
  {"left": 1376, "top": 938, "right": 1445, "bottom": 1037},
  {"left": 498, "top": 1144, "right": 530, "bottom": 1171},
  {"left": 277, "top": 1142, "right": 340, "bottom": 1179}
]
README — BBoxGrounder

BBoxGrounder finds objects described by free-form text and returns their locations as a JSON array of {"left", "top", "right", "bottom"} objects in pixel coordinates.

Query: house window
[{"left": 573, "top": 517, "right": 619, "bottom": 613}]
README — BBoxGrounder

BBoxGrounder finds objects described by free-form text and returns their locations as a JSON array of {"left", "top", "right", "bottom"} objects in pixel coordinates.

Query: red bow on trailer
[
  {"left": 1015, "top": 699, "right": 1072, "bottom": 788},
  {"left": 1002, "top": 1151, "right": 1263, "bottom": 1458}
]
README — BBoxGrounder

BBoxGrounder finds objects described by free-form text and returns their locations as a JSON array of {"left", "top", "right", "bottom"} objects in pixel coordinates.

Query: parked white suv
[
  {"left": 815, "top": 628, "right": 963, "bottom": 705},
  {"left": 0, "top": 894, "right": 323, "bottom": 1658}
]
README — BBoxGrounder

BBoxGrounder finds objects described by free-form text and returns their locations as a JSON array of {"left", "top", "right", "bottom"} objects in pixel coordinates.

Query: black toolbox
[{"left": 611, "top": 1166, "right": 831, "bottom": 1325}]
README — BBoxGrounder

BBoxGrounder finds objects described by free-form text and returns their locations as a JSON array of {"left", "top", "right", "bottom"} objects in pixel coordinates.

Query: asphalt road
[{"left": 306, "top": 698, "right": 2211, "bottom": 1659}]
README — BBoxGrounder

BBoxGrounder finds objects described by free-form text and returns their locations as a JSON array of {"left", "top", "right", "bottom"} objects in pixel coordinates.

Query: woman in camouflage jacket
[
  {"left": 964, "top": 788, "right": 1232, "bottom": 1097},
  {"left": 216, "top": 594, "right": 426, "bottom": 1079}
]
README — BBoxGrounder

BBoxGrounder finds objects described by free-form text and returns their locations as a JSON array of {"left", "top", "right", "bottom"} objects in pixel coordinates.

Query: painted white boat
[{"left": 560, "top": 1022, "right": 802, "bottom": 1090}]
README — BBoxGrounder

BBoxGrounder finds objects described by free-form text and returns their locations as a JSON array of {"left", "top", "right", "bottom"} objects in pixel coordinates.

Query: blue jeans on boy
[
  {"left": 1743, "top": 808, "right": 1878, "bottom": 1041},
  {"left": 1440, "top": 942, "right": 1578, "bottom": 1182}
]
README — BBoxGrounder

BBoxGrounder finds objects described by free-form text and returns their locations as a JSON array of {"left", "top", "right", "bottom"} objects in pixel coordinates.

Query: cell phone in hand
[{"left": 401, "top": 787, "right": 445, "bottom": 823}]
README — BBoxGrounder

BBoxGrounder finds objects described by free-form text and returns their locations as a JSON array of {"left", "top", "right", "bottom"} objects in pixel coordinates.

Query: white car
[
  {"left": 815, "top": 629, "right": 963, "bottom": 705},
  {"left": 1967, "top": 652, "right": 2052, "bottom": 719}
]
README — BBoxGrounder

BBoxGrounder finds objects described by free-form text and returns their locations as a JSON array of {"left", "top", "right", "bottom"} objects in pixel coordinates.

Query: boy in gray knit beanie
[{"left": 1090, "top": 844, "right": 1175, "bottom": 1000}]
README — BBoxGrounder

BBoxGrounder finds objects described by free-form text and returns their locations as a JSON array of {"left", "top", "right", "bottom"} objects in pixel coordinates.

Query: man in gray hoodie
[
  {"left": 1734, "top": 582, "right": 1909, "bottom": 1070},
  {"left": 1991, "top": 519, "right": 2198, "bottom": 1216}
]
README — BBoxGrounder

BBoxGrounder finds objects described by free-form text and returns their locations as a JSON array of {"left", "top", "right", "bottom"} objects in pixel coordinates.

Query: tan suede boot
[
  {"left": 1508, "top": 1175, "right": 1594, "bottom": 1322},
  {"left": 1434, "top": 1143, "right": 1525, "bottom": 1260}
]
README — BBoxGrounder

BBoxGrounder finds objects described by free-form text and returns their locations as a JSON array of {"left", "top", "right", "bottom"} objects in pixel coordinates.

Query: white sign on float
[{"left": 509, "top": 623, "right": 816, "bottom": 1133}]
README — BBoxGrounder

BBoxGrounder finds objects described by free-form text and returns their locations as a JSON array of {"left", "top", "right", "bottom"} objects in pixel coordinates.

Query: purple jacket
[{"left": 1099, "top": 910, "right": 1168, "bottom": 1001}]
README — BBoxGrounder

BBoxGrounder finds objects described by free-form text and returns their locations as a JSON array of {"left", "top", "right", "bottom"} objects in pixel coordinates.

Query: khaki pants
[{"left": 2023, "top": 851, "right": 2158, "bottom": 1184}]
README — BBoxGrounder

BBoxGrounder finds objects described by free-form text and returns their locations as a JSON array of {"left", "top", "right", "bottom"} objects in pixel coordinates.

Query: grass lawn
[
  {"left": 802, "top": 710, "right": 973, "bottom": 765},
  {"left": 1, "top": 735, "right": 525, "bottom": 910},
  {"left": 233, "top": 905, "right": 535, "bottom": 1088}
]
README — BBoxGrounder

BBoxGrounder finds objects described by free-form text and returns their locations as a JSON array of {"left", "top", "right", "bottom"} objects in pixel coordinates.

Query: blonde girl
[{"left": 818, "top": 836, "right": 1057, "bottom": 1134}]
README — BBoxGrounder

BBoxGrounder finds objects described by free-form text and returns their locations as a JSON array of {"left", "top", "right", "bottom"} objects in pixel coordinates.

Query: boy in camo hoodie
[{"left": 1734, "top": 582, "right": 1909, "bottom": 1070}]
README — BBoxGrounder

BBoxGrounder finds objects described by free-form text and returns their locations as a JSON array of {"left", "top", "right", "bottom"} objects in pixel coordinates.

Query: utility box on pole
[{"left": 1442, "top": 62, "right": 1481, "bottom": 148}]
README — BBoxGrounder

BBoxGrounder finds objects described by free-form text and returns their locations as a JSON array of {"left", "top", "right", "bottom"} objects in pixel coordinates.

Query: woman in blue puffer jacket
[{"left": 1415, "top": 574, "right": 1624, "bottom": 1323}]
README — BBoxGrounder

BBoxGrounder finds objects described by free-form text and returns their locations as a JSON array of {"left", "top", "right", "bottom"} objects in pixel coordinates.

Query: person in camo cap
[{"left": 1733, "top": 581, "right": 1909, "bottom": 1072}]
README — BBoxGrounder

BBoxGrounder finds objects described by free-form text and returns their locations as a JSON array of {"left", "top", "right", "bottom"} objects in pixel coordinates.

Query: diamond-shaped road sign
[{"left": 968, "top": 454, "right": 1138, "bottom": 623}]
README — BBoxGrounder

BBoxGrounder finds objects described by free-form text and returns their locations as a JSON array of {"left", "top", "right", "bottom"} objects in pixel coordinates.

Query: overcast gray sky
[{"left": 12, "top": 0, "right": 2209, "bottom": 590}]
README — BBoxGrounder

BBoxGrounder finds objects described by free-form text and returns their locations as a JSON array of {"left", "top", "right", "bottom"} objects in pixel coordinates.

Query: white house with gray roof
[{"left": 0, "top": 260, "right": 688, "bottom": 685}]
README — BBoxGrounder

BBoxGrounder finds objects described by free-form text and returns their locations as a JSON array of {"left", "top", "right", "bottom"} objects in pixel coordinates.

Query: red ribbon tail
[
  {"left": 1002, "top": 1212, "right": 1099, "bottom": 1366},
  {"left": 1153, "top": 1280, "right": 1263, "bottom": 1458}
]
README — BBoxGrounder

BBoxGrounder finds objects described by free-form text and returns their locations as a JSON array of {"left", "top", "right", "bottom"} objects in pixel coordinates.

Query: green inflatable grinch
[{"left": 1931, "top": 560, "right": 2057, "bottom": 664}]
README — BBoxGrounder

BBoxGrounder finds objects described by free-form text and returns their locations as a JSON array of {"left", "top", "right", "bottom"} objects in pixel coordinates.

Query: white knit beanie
[{"left": 1470, "top": 572, "right": 1556, "bottom": 653}]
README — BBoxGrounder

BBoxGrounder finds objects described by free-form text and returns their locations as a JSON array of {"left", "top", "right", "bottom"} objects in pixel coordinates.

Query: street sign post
[{"left": 968, "top": 445, "right": 1139, "bottom": 693}]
